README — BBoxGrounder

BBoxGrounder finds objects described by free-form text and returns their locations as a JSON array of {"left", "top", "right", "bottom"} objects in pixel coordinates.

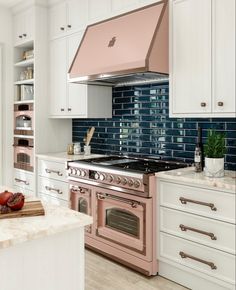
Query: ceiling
[{"left": 0, "top": 0, "right": 24, "bottom": 7}]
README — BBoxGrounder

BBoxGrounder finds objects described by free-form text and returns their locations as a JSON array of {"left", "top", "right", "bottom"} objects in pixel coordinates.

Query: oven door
[
  {"left": 70, "top": 184, "right": 92, "bottom": 234},
  {"left": 96, "top": 190, "right": 147, "bottom": 254}
]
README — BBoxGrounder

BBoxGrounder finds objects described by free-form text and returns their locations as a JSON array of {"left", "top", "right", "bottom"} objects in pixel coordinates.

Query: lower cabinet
[
  {"left": 13, "top": 169, "right": 35, "bottom": 196},
  {"left": 37, "top": 157, "right": 69, "bottom": 208},
  {"left": 157, "top": 179, "right": 236, "bottom": 290}
]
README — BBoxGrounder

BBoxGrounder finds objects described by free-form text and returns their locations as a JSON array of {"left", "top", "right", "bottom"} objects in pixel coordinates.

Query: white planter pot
[{"left": 204, "top": 157, "right": 224, "bottom": 178}]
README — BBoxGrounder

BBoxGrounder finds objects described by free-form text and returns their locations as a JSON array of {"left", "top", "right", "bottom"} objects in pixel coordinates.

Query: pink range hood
[{"left": 68, "top": 1, "right": 168, "bottom": 87}]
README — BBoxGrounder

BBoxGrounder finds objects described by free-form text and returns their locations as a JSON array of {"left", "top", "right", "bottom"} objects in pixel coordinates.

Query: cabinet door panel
[
  {"left": 88, "top": 0, "right": 111, "bottom": 22},
  {"left": 13, "top": 13, "right": 24, "bottom": 45},
  {"left": 49, "top": 2, "right": 67, "bottom": 40},
  {"left": 67, "top": 32, "right": 87, "bottom": 116},
  {"left": 212, "top": 0, "right": 235, "bottom": 113},
  {"left": 23, "top": 7, "right": 34, "bottom": 42},
  {"left": 50, "top": 38, "right": 67, "bottom": 116},
  {"left": 67, "top": 0, "right": 88, "bottom": 34},
  {"left": 111, "top": 0, "right": 138, "bottom": 13},
  {"left": 170, "top": 0, "right": 211, "bottom": 115}
]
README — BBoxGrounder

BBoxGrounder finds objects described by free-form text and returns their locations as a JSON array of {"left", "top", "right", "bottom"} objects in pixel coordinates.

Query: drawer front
[
  {"left": 160, "top": 207, "right": 236, "bottom": 254},
  {"left": 39, "top": 193, "right": 68, "bottom": 208},
  {"left": 160, "top": 232, "right": 235, "bottom": 284},
  {"left": 13, "top": 169, "right": 34, "bottom": 191},
  {"left": 38, "top": 159, "right": 67, "bottom": 182},
  {"left": 38, "top": 177, "right": 69, "bottom": 201},
  {"left": 14, "top": 185, "right": 34, "bottom": 197},
  {"left": 159, "top": 181, "right": 235, "bottom": 223}
]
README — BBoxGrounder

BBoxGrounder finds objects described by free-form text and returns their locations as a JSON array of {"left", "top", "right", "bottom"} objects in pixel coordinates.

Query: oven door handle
[{"left": 97, "top": 193, "right": 141, "bottom": 209}]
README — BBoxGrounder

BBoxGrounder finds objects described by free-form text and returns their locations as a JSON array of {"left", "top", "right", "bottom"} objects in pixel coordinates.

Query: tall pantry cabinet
[{"left": 12, "top": 2, "right": 71, "bottom": 196}]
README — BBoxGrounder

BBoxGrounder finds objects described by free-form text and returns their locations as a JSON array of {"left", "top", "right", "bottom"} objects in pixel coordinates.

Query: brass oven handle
[
  {"left": 45, "top": 168, "right": 63, "bottom": 176},
  {"left": 45, "top": 186, "right": 63, "bottom": 195},
  {"left": 179, "top": 197, "right": 217, "bottom": 211},
  {"left": 179, "top": 251, "right": 217, "bottom": 270},
  {"left": 71, "top": 186, "right": 87, "bottom": 194},
  {"left": 97, "top": 193, "right": 140, "bottom": 209},
  {"left": 15, "top": 178, "right": 29, "bottom": 185},
  {"left": 179, "top": 224, "right": 217, "bottom": 240}
]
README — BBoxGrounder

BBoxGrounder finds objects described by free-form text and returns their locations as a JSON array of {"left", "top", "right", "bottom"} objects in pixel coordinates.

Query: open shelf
[
  {"left": 14, "top": 79, "right": 34, "bottom": 85},
  {"left": 14, "top": 58, "right": 34, "bottom": 67},
  {"left": 14, "top": 100, "right": 34, "bottom": 105}
]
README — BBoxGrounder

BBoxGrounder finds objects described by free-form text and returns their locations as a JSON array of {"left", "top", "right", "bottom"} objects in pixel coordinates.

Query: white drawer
[
  {"left": 38, "top": 159, "right": 67, "bottom": 182},
  {"left": 14, "top": 185, "right": 34, "bottom": 197},
  {"left": 38, "top": 176, "right": 69, "bottom": 201},
  {"left": 159, "top": 181, "right": 235, "bottom": 224},
  {"left": 160, "top": 232, "right": 235, "bottom": 285},
  {"left": 39, "top": 193, "right": 69, "bottom": 208},
  {"left": 160, "top": 207, "right": 236, "bottom": 254},
  {"left": 13, "top": 169, "right": 34, "bottom": 192}
]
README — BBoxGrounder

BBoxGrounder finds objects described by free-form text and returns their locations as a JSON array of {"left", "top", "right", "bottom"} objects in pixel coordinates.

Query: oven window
[
  {"left": 106, "top": 208, "right": 139, "bottom": 238},
  {"left": 17, "top": 153, "right": 30, "bottom": 164},
  {"left": 78, "top": 198, "right": 88, "bottom": 214}
]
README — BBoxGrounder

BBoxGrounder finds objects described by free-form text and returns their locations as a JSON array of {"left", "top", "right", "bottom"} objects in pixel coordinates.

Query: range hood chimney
[{"left": 68, "top": 1, "right": 168, "bottom": 87}]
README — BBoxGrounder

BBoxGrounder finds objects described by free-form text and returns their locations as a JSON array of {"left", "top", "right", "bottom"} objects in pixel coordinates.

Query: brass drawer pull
[
  {"left": 15, "top": 178, "right": 29, "bottom": 185},
  {"left": 179, "top": 224, "right": 217, "bottom": 240},
  {"left": 179, "top": 251, "right": 217, "bottom": 270},
  {"left": 218, "top": 101, "right": 224, "bottom": 107},
  {"left": 45, "top": 168, "right": 63, "bottom": 176},
  {"left": 45, "top": 186, "right": 63, "bottom": 195},
  {"left": 179, "top": 197, "right": 217, "bottom": 211},
  {"left": 71, "top": 186, "right": 88, "bottom": 194}
]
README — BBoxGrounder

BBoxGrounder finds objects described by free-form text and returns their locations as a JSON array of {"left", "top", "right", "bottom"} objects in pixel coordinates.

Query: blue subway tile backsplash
[{"left": 73, "top": 82, "right": 236, "bottom": 171}]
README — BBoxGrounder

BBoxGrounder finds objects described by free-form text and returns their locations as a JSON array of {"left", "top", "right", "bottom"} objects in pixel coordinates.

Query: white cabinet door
[
  {"left": 50, "top": 38, "right": 67, "bottom": 116},
  {"left": 111, "top": 0, "right": 138, "bottom": 13},
  {"left": 49, "top": 2, "right": 67, "bottom": 40},
  {"left": 13, "top": 7, "right": 34, "bottom": 46},
  {"left": 170, "top": 0, "right": 212, "bottom": 115},
  {"left": 212, "top": 0, "right": 235, "bottom": 114},
  {"left": 88, "top": 0, "right": 111, "bottom": 22},
  {"left": 67, "top": 32, "right": 87, "bottom": 117},
  {"left": 67, "top": 0, "right": 88, "bottom": 34}
]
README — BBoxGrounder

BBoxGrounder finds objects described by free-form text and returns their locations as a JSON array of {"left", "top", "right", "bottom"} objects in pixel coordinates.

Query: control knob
[
  {"left": 107, "top": 175, "right": 114, "bottom": 183},
  {"left": 121, "top": 178, "right": 128, "bottom": 185},
  {"left": 94, "top": 173, "right": 100, "bottom": 180},
  {"left": 116, "top": 176, "right": 121, "bottom": 184},
  {"left": 81, "top": 170, "right": 86, "bottom": 177},
  {"left": 134, "top": 180, "right": 141, "bottom": 188},
  {"left": 128, "top": 179, "right": 134, "bottom": 187},
  {"left": 77, "top": 169, "right": 81, "bottom": 176},
  {"left": 99, "top": 173, "right": 106, "bottom": 181}
]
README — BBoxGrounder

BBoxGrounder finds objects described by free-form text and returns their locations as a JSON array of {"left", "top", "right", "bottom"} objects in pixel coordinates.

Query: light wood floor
[{"left": 85, "top": 250, "right": 187, "bottom": 290}]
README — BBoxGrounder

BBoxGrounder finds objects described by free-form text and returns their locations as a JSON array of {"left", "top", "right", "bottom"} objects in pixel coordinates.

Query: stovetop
[{"left": 71, "top": 155, "right": 188, "bottom": 174}]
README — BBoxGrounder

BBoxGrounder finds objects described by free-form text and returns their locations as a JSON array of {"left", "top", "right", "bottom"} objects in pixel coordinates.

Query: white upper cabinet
[
  {"left": 49, "top": 0, "right": 88, "bottom": 40},
  {"left": 212, "top": 0, "right": 235, "bottom": 114},
  {"left": 50, "top": 31, "right": 112, "bottom": 118},
  {"left": 13, "top": 7, "right": 34, "bottom": 46},
  {"left": 88, "top": 0, "right": 111, "bottom": 22},
  {"left": 49, "top": 2, "right": 67, "bottom": 39},
  {"left": 170, "top": 0, "right": 235, "bottom": 118}
]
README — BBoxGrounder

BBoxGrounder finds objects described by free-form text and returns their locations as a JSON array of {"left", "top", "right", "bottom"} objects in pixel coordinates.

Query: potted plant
[{"left": 204, "top": 130, "right": 226, "bottom": 177}]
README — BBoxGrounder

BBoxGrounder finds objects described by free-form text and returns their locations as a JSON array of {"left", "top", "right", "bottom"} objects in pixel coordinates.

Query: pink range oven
[{"left": 67, "top": 156, "right": 187, "bottom": 276}]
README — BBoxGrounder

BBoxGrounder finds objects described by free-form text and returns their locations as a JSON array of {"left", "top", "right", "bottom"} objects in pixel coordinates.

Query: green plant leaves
[{"left": 204, "top": 130, "right": 226, "bottom": 158}]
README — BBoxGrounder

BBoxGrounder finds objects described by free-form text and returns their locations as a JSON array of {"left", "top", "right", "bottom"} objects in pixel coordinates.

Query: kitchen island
[{"left": 0, "top": 187, "right": 92, "bottom": 290}]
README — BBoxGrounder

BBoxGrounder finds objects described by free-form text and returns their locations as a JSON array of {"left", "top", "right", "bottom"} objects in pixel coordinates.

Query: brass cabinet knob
[
  {"left": 60, "top": 27, "right": 65, "bottom": 31},
  {"left": 201, "top": 102, "right": 206, "bottom": 107},
  {"left": 61, "top": 108, "right": 65, "bottom": 112},
  {"left": 218, "top": 101, "right": 224, "bottom": 107}
]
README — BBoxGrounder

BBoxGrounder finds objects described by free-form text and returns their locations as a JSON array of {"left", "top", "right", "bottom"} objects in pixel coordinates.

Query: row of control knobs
[
  {"left": 69, "top": 168, "right": 141, "bottom": 188},
  {"left": 95, "top": 173, "right": 141, "bottom": 188}
]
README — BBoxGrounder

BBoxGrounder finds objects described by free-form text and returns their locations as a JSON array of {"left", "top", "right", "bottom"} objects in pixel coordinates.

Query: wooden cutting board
[{"left": 0, "top": 200, "right": 45, "bottom": 219}]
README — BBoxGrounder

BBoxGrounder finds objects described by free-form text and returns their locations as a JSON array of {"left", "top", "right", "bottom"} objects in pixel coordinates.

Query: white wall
[{"left": 0, "top": 6, "right": 13, "bottom": 186}]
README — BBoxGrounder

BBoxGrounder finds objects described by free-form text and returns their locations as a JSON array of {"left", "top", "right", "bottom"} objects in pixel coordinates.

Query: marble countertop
[
  {"left": 0, "top": 192, "right": 93, "bottom": 250},
  {"left": 156, "top": 167, "right": 236, "bottom": 194},
  {"left": 36, "top": 152, "right": 104, "bottom": 162}
]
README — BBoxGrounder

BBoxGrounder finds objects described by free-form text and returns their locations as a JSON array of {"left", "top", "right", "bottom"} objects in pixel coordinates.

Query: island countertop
[
  {"left": 156, "top": 167, "right": 236, "bottom": 194},
  {"left": 0, "top": 192, "right": 92, "bottom": 250}
]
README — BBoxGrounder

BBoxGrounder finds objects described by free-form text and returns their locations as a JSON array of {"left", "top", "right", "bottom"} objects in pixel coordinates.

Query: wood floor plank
[{"left": 85, "top": 250, "right": 187, "bottom": 290}]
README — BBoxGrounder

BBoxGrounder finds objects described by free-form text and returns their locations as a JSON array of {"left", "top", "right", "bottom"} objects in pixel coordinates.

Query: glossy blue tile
[{"left": 72, "top": 83, "right": 236, "bottom": 170}]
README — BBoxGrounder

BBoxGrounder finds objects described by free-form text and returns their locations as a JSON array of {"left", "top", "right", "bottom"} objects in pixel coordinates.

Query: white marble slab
[
  {"left": 0, "top": 194, "right": 92, "bottom": 250},
  {"left": 36, "top": 152, "right": 104, "bottom": 162},
  {"left": 156, "top": 167, "right": 236, "bottom": 194}
]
